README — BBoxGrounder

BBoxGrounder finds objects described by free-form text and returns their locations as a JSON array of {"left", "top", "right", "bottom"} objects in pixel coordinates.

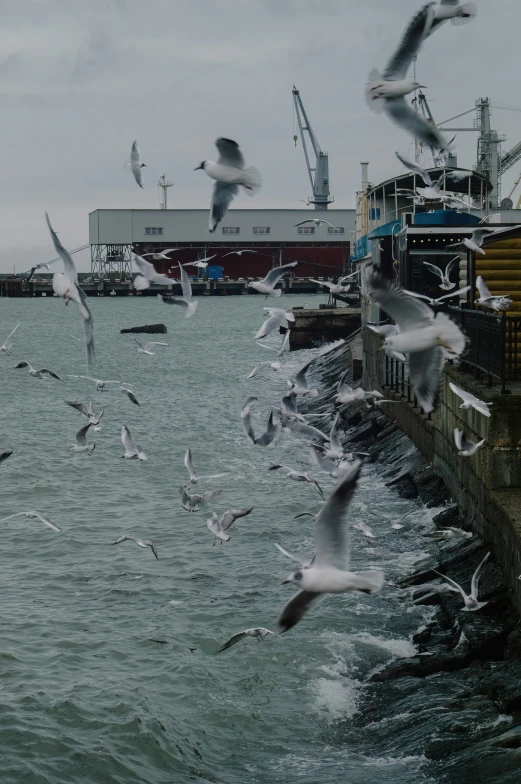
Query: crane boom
[{"left": 292, "top": 86, "right": 332, "bottom": 210}]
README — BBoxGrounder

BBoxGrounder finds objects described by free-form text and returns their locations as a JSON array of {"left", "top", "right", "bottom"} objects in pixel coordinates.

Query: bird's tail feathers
[
  {"left": 242, "top": 166, "right": 262, "bottom": 195},
  {"left": 351, "top": 569, "right": 385, "bottom": 594},
  {"left": 271, "top": 288, "right": 282, "bottom": 298},
  {"left": 452, "top": 1, "right": 477, "bottom": 25},
  {"left": 133, "top": 275, "right": 149, "bottom": 291}
]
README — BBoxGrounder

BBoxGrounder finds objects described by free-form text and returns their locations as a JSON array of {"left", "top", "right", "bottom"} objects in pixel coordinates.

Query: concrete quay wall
[{"left": 363, "top": 328, "right": 521, "bottom": 614}]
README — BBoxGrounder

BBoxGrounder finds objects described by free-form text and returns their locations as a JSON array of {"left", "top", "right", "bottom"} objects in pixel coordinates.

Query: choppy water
[{"left": 1, "top": 293, "right": 443, "bottom": 783}]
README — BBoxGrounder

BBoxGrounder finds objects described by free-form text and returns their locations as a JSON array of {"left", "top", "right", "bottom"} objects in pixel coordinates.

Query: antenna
[{"left": 158, "top": 174, "right": 174, "bottom": 210}]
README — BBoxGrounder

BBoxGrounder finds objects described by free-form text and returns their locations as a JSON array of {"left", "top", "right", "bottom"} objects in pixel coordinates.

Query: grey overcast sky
[{"left": 0, "top": 0, "right": 519, "bottom": 272}]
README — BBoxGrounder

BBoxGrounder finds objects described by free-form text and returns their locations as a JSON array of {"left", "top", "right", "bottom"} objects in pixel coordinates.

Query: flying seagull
[
  {"left": 112, "top": 534, "right": 158, "bottom": 559},
  {"left": 288, "top": 356, "right": 318, "bottom": 397},
  {"left": 454, "top": 427, "right": 485, "bottom": 457},
  {"left": 248, "top": 262, "right": 298, "bottom": 298},
  {"left": 127, "top": 140, "right": 147, "bottom": 188},
  {"left": 65, "top": 400, "right": 104, "bottom": 426},
  {"left": 446, "top": 228, "right": 495, "bottom": 256},
  {"left": 120, "top": 425, "right": 147, "bottom": 460},
  {"left": 180, "top": 485, "right": 222, "bottom": 513},
  {"left": 46, "top": 213, "right": 95, "bottom": 371},
  {"left": 67, "top": 375, "right": 120, "bottom": 392},
  {"left": 395, "top": 152, "right": 434, "bottom": 186},
  {"left": 308, "top": 276, "right": 352, "bottom": 295},
  {"left": 157, "top": 263, "right": 198, "bottom": 317},
  {"left": 255, "top": 307, "right": 295, "bottom": 339},
  {"left": 0, "top": 511, "right": 61, "bottom": 532},
  {"left": 15, "top": 361, "right": 62, "bottom": 380},
  {"left": 247, "top": 360, "right": 281, "bottom": 379},
  {"left": 69, "top": 423, "right": 96, "bottom": 455},
  {"left": 402, "top": 286, "right": 470, "bottom": 307},
  {"left": 257, "top": 330, "right": 290, "bottom": 358},
  {"left": 448, "top": 382, "right": 491, "bottom": 417},
  {"left": 119, "top": 385, "right": 140, "bottom": 405},
  {"left": 268, "top": 464, "right": 324, "bottom": 498},
  {"left": 277, "top": 460, "right": 384, "bottom": 633},
  {"left": 241, "top": 398, "right": 281, "bottom": 447},
  {"left": 294, "top": 219, "right": 337, "bottom": 229},
  {"left": 182, "top": 255, "right": 217, "bottom": 269},
  {"left": 134, "top": 339, "right": 169, "bottom": 356},
  {"left": 206, "top": 507, "right": 254, "bottom": 544},
  {"left": 474, "top": 276, "right": 512, "bottom": 312},
  {"left": 218, "top": 627, "right": 273, "bottom": 652},
  {"left": 183, "top": 448, "right": 228, "bottom": 485},
  {"left": 368, "top": 274, "right": 466, "bottom": 413},
  {"left": 27, "top": 262, "right": 51, "bottom": 281},
  {"left": 433, "top": 552, "right": 490, "bottom": 612},
  {"left": 222, "top": 249, "right": 258, "bottom": 257},
  {"left": 142, "top": 249, "right": 180, "bottom": 261},
  {"left": 0, "top": 323, "right": 20, "bottom": 355},
  {"left": 430, "top": 526, "right": 473, "bottom": 540},
  {"left": 133, "top": 254, "right": 172, "bottom": 291},
  {"left": 428, "top": 0, "right": 477, "bottom": 35},
  {"left": 366, "top": 4, "right": 450, "bottom": 152},
  {"left": 195, "top": 138, "right": 261, "bottom": 233},
  {"left": 422, "top": 257, "right": 460, "bottom": 290}
]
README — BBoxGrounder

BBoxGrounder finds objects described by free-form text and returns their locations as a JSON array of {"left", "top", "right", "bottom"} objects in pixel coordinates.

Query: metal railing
[
  {"left": 448, "top": 306, "right": 521, "bottom": 392},
  {"left": 383, "top": 352, "right": 432, "bottom": 417}
]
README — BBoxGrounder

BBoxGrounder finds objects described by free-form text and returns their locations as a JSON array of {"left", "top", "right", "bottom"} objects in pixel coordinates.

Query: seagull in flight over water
[
  {"left": 120, "top": 425, "right": 147, "bottom": 460},
  {"left": 15, "top": 361, "right": 62, "bottom": 380},
  {"left": 248, "top": 262, "right": 298, "bottom": 298},
  {"left": 448, "top": 382, "right": 491, "bottom": 417},
  {"left": 112, "top": 535, "right": 158, "bottom": 559},
  {"left": 133, "top": 254, "right": 172, "bottom": 291},
  {"left": 276, "top": 460, "right": 384, "bottom": 633},
  {"left": 433, "top": 552, "right": 490, "bottom": 612},
  {"left": 194, "top": 138, "right": 262, "bottom": 233},
  {"left": 157, "top": 263, "right": 198, "bottom": 317},
  {"left": 69, "top": 423, "right": 96, "bottom": 455},
  {"left": 218, "top": 627, "right": 273, "bottom": 652},
  {"left": 133, "top": 339, "right": 169, "bottom": 356},
  {"left": 0, "top": 511, "right": 61, "bottom": 532},
  {"left": 0, "top": 323, "right": 20, "bottom": 355},
  {"left": 206, "top": 506, "right": 254, "bottom": 544}
]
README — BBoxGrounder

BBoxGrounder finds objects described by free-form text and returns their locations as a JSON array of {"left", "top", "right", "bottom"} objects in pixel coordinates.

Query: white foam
[
  {"left": 311, "top": 676, "right": 361, "bottom": 721},
  {"left": 349, "top": 631, "right": 417, "bottom": 658}
]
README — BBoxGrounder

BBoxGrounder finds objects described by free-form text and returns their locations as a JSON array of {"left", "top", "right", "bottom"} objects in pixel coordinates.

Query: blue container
[
  {"left": 414, "top": 210, "right": 481, "bottom": 226},
  {"left": 207, "top": 265, "right": 223, "bottom": 279}
]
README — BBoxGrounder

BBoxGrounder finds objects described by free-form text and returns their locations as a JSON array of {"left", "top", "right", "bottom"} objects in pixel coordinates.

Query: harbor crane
[{"left": 292, "top": 86, "right": 333, "bottom": 210}]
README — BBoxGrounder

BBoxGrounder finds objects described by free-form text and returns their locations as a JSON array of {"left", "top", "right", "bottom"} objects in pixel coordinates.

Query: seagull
[
  {"left": 268, "top": 464, "right": 324, "bottom": 498},
  {"left": 206, "top": 507, "right": 253, "bottom": 544},
  {"left": 366, "top": 4, "right": 449, "bottom": 152},
  {"left": 65, "top": 400, "right": 104, "bottom": 426},
  {"left": 247, "top": 360, "right": 281, "bottom": 379},
  {"left": 142, "top": 249, "right": 180, "bottom": 261},
  {"left": 182, "top": 255, "right": 217, "bottom": 269},
  {"left": 308, "top": 276, "right": 352, "bottom": 295},
  {"left": 429, "top": 0, "right": 477, "bottom": 35},
  {"left": 112, "top": 535, "right": 158, "bottom": 559},
  {"left": 446, "top": 228, "right": 495, "bottom": 256},
  {"left": 288, "top": 356, "right": 318, "bottom": 397},
  {"left": 127, "top": 140, "right": 147, "bottom": 188},
  {"left": 324, "top": 412, "right": 344, "bottom": 460},
  {"left": 133, "top": 254, "right": 172, "bottom": 291},
  {"left": 133, "top": 339, "right": 169, "bottom": 355},
  {"left": 0, "top": 323, "right": 20, "bottom": 354},
  {"left": 241, "top": 398, "right": 281, "bottom": 447},
  {"left": 120, "top": 425, "right": 147, "bottom": 460},
  {"left": 368, "top": 509, "right": 415, "bottom": 530},
  {"left": 257, "top": 330, "right": 290, "bottom": 358},
  {"left": 120, "top": 385, "right": 140, "bottom": 405},
  {"left": 277, "top": 460, "right": 384, "bottom": 633},
  {"left": 14, "top": 361, "right": 62, "bottom": 380},
  {"left": 223, "top": 250, "right": 257, "bottom": 257},
  {"left": 422, "top": 258, "right": 461, "bottom": 290},
  {"left": 195, "top": 138, "right": 262, "bottom": 233},
  {"left": 0, "top": 449, "right": 13, "bottom": 464},
  {"left": 157, "top": 263, "right": 199, "bottom": 317},
  {"left": 67, "top": 375, "right": 120, "bottom": 392},
  {"left": 454, "top": 428, "right": 485, "bottom": 457},
  {"left": 368, "top": 274, "right": 466, "bottom": 413},
  {"left": 402, "top": 286, "right": 470, "bottom": 306},
  {"left": 248, "top": 262, "right": 298, "bottom": 298},
  {"left": 353, "top": 521, "right": 376, "bottom": 546},
  {"left": 27, "top": 262, "right": 51, "bottom": 281},
  {"left": 433, "top": 552, "right": 490, "bottom": 612},
  {"left": 69, "top": 423, "right": 96, "bottom": 455},
  {"left": 395, "top": 152, "right": 435, "bottom": 186},
  {"left": 46, "top": 213, "right": 95, "bottom": 370},
  {"left": 449, "top": 382, "right": 491, "bottom": 417},
  {"left": 294, "top": 219, "right": 337, "bottom": 229},
  {"left": 430, "top": 526, "right": 473, "bottom": 540},
  {"left": 218, "top": 627, "right": 273, "bottom": 652},
  {"left": 0, "top": 511, "right": 61, "bottom": 532},
  {"left": 183, "top": 448, "right": 228, "bottom": 485},
  {"left": 445, "top": 169, "right": 472, "bottom": 182},
  {"left": 474, "top": 276, "right": 512, "bottom": 312},
  {"left": 255, "top": 307, "right": 295, "bottom": 339},
  {"left": 309, "top": 445, "right": 352, "bottom": 479},
  {"left": 335, "top": 368, "right": 365, "bottom": 405},
  {"left": 180, "top": 485, "right": 222, "bottom": 513}
]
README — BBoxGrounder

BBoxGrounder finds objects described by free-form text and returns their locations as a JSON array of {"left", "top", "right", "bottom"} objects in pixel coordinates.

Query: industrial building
[{"left": 88, "top": 208, "right": 355, "bottom": 281}]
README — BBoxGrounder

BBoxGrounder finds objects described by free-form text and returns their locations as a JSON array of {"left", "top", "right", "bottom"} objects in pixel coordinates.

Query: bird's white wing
[
  {"left": 178, "top": 263, "right": 193, "bottom": 301},
  {"left": 432, "top": 570, "right": 467, "bottom": 600},
  {"left": 32, "top": 512, "right": 61, "bottom": 532},
  {"left": 248, "top": 361, "right": 272, "bottom": 379},
  {"left": 309, "top": 279, "right": 333, "bottom": 290},
  {"left": 209, "top": 181, "right": 239, "bottom": 233},
  {"left": 121, "top": 425, "right": 137, "bottom": 454},
  {"left": 134, "top": 255, "right": 156, "bottom": 280},
  {"left": 46, "top": 213, "right": 78, "bottom": 285},
  {"left": 218, "top": 631, "right": 248, "bottom": 652},
  {"left": 383, "top": 4, "right": 435, "bottom": 79},
  {"left": 445, "top": 256, "right": 460, "bottom": 281},
  {"left": 255, "top": 312, "right": 283, "bottom": 340},
  {"left": 385, "top": 98, "right": 450, "bottom": 152},
  {"left": 220, "top": 507, "right": 253, "bottom": 532},
  {"left": 435, "top": 286, "right": 470, "bottom": 303},
  {"left": 423, "top": 261, "right": 444, "bottom": 281},
  {"left": 329, "top": 413, "right": 343, "bottom": 453},
  {"left": 395, "top": 152, "right": 432, "bottom": 186},
  {"left": 75, "top": 424, "right": 91, "bottom": 446},
  {"left": 472, "top": 228, "right": 495, "bottom": 245},
  {"left": 278, "top": 590, "right": 326, "bottom": 633},
  {"left": 402, "top": 290, "right": 434, "bottom": 303},
  {"left": 184, "top": 448, "right": 198, "bottom": 482},
  {"left": 314, "top": 459, "right": 362, "bottom": 570},
  {"left": 454, "top": 428, "right": 464, "bottom": 451},
  {"left": 476, "top": 276, "right": 492, "bottom": 299},
  {"left": 369, "top": 274, "right": 434, "bottom": 331},
  {"left": 263, "top": 262, "right": 298, "bottom": 288},
  {"left": 215, "top": 137, "right": 244, "bottom": 168},
  {"left": 3, "top": 322, "right": 20, "bottom": 344},
  {"left": 288, "top": 420, "right": 329, "bottom": 441},
  {"left": 130, "top": 141, "right": 140, "bottom": 163},
  {"left": 143, "top": 342, "right": 168, "bottom": 351},
  {"left": 470, "top": 552, "right": 490, "bottom": 601},
  {"left": 408, "top": 347, "right": 443, "bottom": 414},
  {"left": 275, "top": 542, "right": 309, "bottom": 566}
]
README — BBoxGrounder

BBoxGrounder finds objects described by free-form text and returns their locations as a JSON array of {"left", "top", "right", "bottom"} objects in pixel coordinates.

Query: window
[
  {"left": 145, "top": 227, "right": 163, "bottom": 235},
  {"left": 327, "top": 226, "right": 345, "bottom": 234},
  {"left": 297, "top": 226, "right": 315, "bottom": 235},
  {"left": 222, "top": 227, "right": 240, "bottom": 235},
  {"left": 369, "top": 208, "right": 381, "bottom": 220},
  {"left": 253, "top": 227, "right": 270, "bottom": 235}
]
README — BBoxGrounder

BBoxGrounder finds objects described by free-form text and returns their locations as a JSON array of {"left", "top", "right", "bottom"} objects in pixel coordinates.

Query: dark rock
[
  {"left": 120, "top": 323, "right": 167, "bottom": 334},
  {"left": 432, "top": 504, "right": 461, "bottom": 530},
  {"left": 411, "top": 464, "right": 451, "bottom": 507},
  {"left": 370, "top": 650, "right": 472, "bottom": 681},
  {"left": 388, "top": 473, "right": 419, "bottom": 499}
]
